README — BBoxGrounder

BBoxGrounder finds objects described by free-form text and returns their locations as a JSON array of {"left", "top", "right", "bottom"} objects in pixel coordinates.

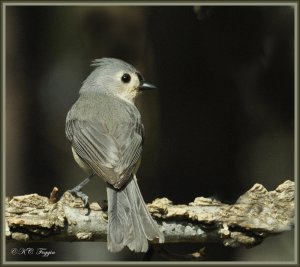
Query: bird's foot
[{"left": 67, "top": 188, "right": 89, "bottom": 207}]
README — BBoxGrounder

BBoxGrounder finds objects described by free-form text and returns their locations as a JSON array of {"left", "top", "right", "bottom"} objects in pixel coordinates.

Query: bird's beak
[{"left": 139, "top": 81, "right": 157, "bottom": 91}]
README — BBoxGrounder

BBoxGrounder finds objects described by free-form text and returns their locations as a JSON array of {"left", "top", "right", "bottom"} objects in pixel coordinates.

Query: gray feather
[
  {"left": 107, "top": 176, "right": 164, "bottom": 253},
  {"left": 80, "top": 58, "right": 138, "bottom": 95},
  {"left": 66, "top": 94, "right": 143, "bottom": 188},
  {"left": 90, "top": 58, "right": 136, "bottom": 73}
]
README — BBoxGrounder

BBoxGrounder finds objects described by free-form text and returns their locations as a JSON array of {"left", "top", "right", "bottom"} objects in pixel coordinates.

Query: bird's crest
[{"left": 90, "top": 58, "right": 136, "bottom": 73}]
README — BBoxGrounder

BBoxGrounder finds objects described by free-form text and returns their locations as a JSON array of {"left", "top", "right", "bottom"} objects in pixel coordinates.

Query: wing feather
[{"left": 66, "top": 118, "right": 144, "bottom": 188}]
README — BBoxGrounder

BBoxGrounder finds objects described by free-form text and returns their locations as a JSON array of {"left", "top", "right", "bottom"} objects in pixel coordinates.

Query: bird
[{"left": 65, "top": 58, "right": 164, "bottom": 253}]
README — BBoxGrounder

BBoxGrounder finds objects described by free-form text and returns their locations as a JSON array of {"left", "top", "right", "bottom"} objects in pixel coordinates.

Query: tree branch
[{"left": 5, "top": 180, "right": 294, "bottom": 249}]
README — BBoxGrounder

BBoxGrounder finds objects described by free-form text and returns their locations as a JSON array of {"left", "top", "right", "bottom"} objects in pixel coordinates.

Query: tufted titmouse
[{"left": 65, "top": 58, "right": 164, "bottom": 252}]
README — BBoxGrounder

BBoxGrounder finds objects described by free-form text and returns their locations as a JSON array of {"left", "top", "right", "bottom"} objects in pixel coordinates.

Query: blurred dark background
[{"left": 5, "top": 5, "right": 294, "bottom": 261}]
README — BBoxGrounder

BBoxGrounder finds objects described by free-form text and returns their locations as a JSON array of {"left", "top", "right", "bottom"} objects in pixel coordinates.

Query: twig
[
  {"left": 49, "top": 187, "right": 59, "bottom": 204},
  {"left": 154, "top": 246, "right": 206, "bottom": 261}
]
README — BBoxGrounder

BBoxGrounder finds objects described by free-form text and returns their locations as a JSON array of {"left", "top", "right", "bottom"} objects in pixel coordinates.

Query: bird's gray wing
[{"left": 66, "top": 119, "right": 143, "bottom": 189}]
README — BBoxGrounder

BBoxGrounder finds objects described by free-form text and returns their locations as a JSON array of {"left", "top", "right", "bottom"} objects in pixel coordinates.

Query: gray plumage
[{"left": 66, "top": 58, "right": 164, "bottom": 252}]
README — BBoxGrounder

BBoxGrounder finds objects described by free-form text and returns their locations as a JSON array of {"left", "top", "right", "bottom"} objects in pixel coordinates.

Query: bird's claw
[{"left": 68, "top": 189, "right": 89, "bottom": 207}]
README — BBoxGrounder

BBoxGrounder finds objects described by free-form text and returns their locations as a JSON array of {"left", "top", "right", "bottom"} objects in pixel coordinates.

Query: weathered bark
[{"left": 5, "top": 180, "right": 294, "bottom": 249}]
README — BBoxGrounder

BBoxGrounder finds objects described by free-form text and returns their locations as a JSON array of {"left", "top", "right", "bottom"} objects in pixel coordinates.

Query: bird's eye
[{"left": 121, "top": 73, "right": 131, "bottom": 83}]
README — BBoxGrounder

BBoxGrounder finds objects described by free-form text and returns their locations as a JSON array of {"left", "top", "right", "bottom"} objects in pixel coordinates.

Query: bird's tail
[{"left": 106, "top": 175, "right": 164, "bottom": 253}]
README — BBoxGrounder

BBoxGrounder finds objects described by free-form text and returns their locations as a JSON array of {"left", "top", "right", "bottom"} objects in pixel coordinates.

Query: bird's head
[{"left": 80, "top": 58, "right": 156, "bottom": 103}]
